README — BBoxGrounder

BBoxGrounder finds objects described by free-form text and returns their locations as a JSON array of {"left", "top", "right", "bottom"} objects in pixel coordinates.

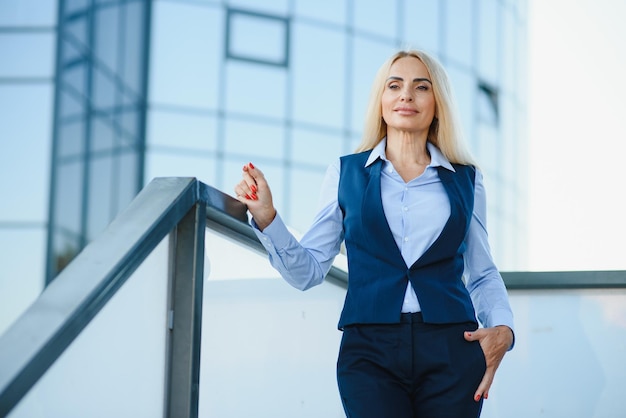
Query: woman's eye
[
  {"left": 388, "top": 84, "right": 399, "bottom": 89},
  {"left": 417, "top": 85, "right": 429, "bottom": 91}
]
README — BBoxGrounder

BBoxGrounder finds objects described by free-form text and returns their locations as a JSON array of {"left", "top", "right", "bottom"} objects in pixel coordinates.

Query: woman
[{"left": 234, "top": 50, "right": 514, "bottom": 418}]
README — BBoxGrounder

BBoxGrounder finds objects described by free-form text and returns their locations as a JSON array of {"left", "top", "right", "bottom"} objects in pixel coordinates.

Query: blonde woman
[{"left": 235, "top": 50, "right": 514, "bottom": 417}]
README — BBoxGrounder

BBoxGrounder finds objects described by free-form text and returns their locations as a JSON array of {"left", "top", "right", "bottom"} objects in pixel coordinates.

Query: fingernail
[
  {"left": 467, "top": 332, "right": 472, "bottom": 337},
  {"left": 249, "top": 162, "right": 255, "bottom": 169},
  {"left": 245, "top": 194, "right": 251, "bottom": 199},
  {"left": 484, "top": 393, "right": 489, "bottom": 400},
  {"left": 243, "top": 165, "right": 248, "bottom": 171},
  {"left": 251, "top": 184, "right": 257, "bottom": 193},
  {"left": 474, "top": 394, "right": 481, "bottom": 402},
  {"left": 252, "top": 194, "right": 258, "bottom": 200}
]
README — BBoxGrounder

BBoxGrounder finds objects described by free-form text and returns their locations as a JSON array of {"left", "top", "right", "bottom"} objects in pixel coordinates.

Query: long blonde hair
[{"left": 355, "top": 50, "right": 476, "bottom": 166}]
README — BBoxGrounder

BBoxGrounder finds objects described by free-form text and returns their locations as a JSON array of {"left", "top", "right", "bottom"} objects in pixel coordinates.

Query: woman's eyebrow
[{"left": 386, "top": 76, "right": 432, "bottom": 84}]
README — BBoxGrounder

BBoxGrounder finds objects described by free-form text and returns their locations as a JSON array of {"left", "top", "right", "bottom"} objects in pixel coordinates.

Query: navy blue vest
[{"left": 337, "top": 151, "right": 477, "bottom": 328}]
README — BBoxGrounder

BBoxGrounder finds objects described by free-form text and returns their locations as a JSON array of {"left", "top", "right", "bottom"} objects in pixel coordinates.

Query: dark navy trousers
[{"left": 337, "top": 313, "right": 486, "bottom": 418}]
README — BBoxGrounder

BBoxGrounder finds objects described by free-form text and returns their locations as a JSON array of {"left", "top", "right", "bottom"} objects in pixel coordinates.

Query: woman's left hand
[{"left": 463, "top": 325, "right": 514, "bottom": 402}]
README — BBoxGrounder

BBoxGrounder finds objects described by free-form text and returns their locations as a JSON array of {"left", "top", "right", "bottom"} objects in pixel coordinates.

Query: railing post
[{"left": 165, "top": 202, "right": 206, "bottom": 418}]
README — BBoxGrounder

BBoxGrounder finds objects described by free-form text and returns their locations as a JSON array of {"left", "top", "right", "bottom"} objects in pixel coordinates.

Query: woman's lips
[{"left": 394, "top": 107, "right": 418, "bottom": 115}]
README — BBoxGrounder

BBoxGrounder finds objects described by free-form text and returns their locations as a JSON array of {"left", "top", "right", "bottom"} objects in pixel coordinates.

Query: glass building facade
[
  {"left": 0, "top": 0, "right": 527, "bottom": 330},
  {"left": 46, "top": 0, "right": 151, "bottom": 282}
]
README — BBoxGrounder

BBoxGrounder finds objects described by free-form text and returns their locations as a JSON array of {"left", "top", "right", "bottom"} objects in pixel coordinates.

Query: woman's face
[{"left": 381, "top": 56, "right": 436, "bottom": 136}]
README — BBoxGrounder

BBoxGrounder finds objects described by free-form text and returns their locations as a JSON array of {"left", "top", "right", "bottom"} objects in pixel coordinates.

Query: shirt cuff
[
  {"left": 252, "top": 213, "right": 294, "bottom": 251},
  {"left": 487, "top": 308, "right": 516, "bottom": 350}
]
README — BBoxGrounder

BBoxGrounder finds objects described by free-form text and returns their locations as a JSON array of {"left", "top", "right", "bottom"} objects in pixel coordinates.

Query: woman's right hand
[{"left": 234, "top": 162, "right": 277, "bottom": 231}]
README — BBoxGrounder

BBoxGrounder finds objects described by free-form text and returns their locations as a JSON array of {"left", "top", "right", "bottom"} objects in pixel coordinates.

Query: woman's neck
[{"left": 385, "top": 130, "right": 430, "bottom": 167}]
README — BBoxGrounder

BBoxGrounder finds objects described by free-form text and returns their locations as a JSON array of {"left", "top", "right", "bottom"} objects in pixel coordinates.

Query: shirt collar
[{"left": 364, "top": 137, "right": 455, "bottom": 172}]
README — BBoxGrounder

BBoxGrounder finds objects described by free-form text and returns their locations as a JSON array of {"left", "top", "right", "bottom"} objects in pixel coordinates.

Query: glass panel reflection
[
  {"left": 8, "top": 237, "right": 171, "bottom": 418},
  {"left": 482, "top": 288, "right": 626, "bottom": 418},
  {"left": 200, "top": 227, "right": 348, "bottom": 418}
]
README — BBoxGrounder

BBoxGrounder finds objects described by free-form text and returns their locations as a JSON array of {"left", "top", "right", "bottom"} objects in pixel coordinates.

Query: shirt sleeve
[
  {"left": 251, "top": 159, "right": 344, "bottom": 291},
  {"left": 464, "top": 170, "right": 515, "bottom": 342}
]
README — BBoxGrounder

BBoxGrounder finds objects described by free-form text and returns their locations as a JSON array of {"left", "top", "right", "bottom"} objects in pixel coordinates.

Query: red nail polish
[
  {"left": 251, "top": 184, "right": 257, "bottom": 193},
  {"left": 484, "top": 393, "right": 489, "bottom": 400},
  {"left": 243, "top": 165, "right": 248, "bottom": 171},
  {"left": 474, "top": 394, "right": 481, "bottom": 402},
  {"left": 245, "top": 194, "right": 251, "bottom": 199},
  {"left": 249, "top": 162, "right": 255, "bottom": 169},
  {"left": 252, "top": 194, "right": 258, "bottom": 200}
]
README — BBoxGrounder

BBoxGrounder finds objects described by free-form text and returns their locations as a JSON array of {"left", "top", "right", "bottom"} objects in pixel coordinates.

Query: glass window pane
[
  {"left": 93, "top": 70, "right": 116, "bottom": 111},
  {"left": 224, "top": 118, "right": 285, "bottom": 161},
  {"left": 350, "top": 37, "right": 397, "bottom": 134},
  {"left": 115, "top": 149, "right": 140, "bottom": 213},
  {"left": 118, "top": 108, "right": 140, "bottom": 143},
  {"left": 65, "top": 0, "right": 90, "bottom": 15},
  {"left": 292, "top": 24, "right": 346, "bottom": 129},
  {"left": 477, "top": 122, "right": 499, "bottom": 181},
  {"left": 0, "top": 0, "right": 56, "bottom": 26},
  {"left": 226, "top": 0, "right": 288, "bottom": 15},
  {"left": 227, "top": 10, "right": 289, "bottom": 66},
  {"left": 403, "top": 0, "right": 441, "bottom": 55},
  {"left": 148, "top": 110, "right": 217, "bottom": 152},
  {"left": 51, "top": 230, "right": 81, "bottom": 277},
  {"left": 443, "top": 0, "right": 473, "bottom": 68},
  {"left": 294, "top": 0, "right": 346, "bottom": 26},
  {"left": 94, "top": 4, "right": 119, "bottom": 72},
  {"left": 445, "top": 65, "right": 475, "bottom": 149},
  {"left": 477, "top": 83, "right": 499, "bottom": 126},
  {"left": 145, "top": 152, "right": 214, "bottom": 189},
  {"left": 91, "top": 116, "right": 115, "bottom": 153},
  {"left": 0, "top": 33, "right": 55, "bottom": 78},
  {"left": 64, "top": 15, "right": 88, "bottom": 53},
  {"left": 61, "top": 63, "right": 87, "bottom": 98},
  {"left": 353, "top": 0, "right": 398, "bottom": 39},
  {"left": 150, "top": 2, "right": 222, "bottom": 109},
  {"left": 0, "top": 85, "right": 52, "bottom": 221},
  {"left": 59, "top": 88, "right": 85, "bottom": 119},
  {"left": 87, "top": 155, "right": 114, "bottom": 240},
  {"left": 291, "top": 128, "right": 342, "bottom": 167},
  {"left": 502, "top": 8, "right": 520, "bottom": 97},
  {"left": 224, "top": 61, "right": 287, "bottom": 119},
  {"left": 58, "top": 120, "right": 85, "bottom": 159},
  {"left": 477, "top": 0, "right": 499, "bottom": 83},
  {"left": 54, "top": 160, "right": 84, "bottom": 234},
  {"left": 121, "top": 1, "right": 147, "bottom": 94}
]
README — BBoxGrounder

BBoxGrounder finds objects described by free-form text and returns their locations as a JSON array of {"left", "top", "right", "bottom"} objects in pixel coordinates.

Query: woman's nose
[{"left": 400, "top": 89, "right": 413, "bottom": 101}]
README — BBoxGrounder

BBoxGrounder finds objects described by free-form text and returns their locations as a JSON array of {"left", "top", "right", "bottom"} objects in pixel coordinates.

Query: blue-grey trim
[
  {"left": 0, "top": 77, "right": 54, "bottom": 84},
  {"left": 137, "top": 0, "right": 152, "bottom": 195},
  {"left": 45, "top": 0, "right": 66, "bottom": 284},
  {"left": 80, "top": 1, "right": 95, "bottom": 251},
  {"left": 502, "top": 271, "right": 626, "bottom": 289}
]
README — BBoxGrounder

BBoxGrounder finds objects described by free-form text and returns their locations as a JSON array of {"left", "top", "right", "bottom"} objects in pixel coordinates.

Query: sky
[{"left": 527, "top": 0, "right": 626, "bottom": 271}]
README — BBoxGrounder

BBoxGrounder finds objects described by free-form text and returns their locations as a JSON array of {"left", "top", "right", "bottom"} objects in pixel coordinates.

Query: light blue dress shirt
[{"left": 253, "top": 139, "right": 514, "bottom": 330}]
